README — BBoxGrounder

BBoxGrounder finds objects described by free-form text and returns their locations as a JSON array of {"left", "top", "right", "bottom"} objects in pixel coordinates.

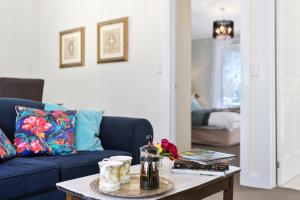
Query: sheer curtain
[
  {"left": 210, "top": 39, "right": 241, "bottom": 108},
  {"left": 210, "top": 40, "right": 225, "bottom": 108},
  {"left": 222, "top": 45, "right": 241, "bottom": 107}
]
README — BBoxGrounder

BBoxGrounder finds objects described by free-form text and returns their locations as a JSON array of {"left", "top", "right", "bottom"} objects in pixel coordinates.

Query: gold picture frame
[
  {"left": 59, "top": 27, "right": 85, "bottom": 68},
  {"left": 97, "top": 17, "right": 128, "bottom": 63}
]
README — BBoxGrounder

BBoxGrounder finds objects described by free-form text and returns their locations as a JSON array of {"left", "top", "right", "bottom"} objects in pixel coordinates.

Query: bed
[
  {"left": 191, "top": 107, "right": 240, "bottom": 146},
  {"left": 192, "top": 126, "right": 240, "bottom": 146}
]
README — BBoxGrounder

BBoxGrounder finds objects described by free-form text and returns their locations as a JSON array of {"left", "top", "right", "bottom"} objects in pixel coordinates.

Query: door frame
[
  {"left": 159, "top": 0, "right": 177, "bottom": 143},
  {"left": 163, "top": 0, "right": 277, "bottom": 189}
]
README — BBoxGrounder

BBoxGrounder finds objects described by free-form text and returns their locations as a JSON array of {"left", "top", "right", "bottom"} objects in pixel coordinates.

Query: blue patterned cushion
[
  {"left": 44, "top": 103, "right": 104, "bottom": 151},
  {"left": 14, "top": 106, "right": 77, "bottom": 156},
  {"left": 0, "top": 128, "right": 16, "bottom": 161}
]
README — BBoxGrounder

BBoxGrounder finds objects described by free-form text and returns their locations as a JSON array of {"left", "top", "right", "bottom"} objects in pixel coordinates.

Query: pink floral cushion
[{"left": 14, "top": 106, "right": 77, "bottom": 156}]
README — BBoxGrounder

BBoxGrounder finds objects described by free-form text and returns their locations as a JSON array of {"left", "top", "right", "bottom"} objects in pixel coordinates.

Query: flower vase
[
  {"left": 158, "top": 157, "right": 166, "bottom": 175},
  {"left": 159, "top": 157, "right": 175, "bottom": 175}
]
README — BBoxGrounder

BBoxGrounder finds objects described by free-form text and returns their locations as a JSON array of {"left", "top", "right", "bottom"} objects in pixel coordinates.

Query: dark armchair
[{"left": 0, "top": 77, "right": 44, "bottom": 102}]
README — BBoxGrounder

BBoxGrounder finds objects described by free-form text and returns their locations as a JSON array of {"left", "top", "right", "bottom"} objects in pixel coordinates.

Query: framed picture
[
  {"left": 59, "top": 27, "right": 85, "bottom": 68},
  {"left": 97, "top": 17, "right": 128, "bottom": 63}
]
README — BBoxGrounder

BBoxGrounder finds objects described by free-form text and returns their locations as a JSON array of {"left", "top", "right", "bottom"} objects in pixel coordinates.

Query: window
[{"left": 222, "top": 45, "right": 241, "bottom": 107}]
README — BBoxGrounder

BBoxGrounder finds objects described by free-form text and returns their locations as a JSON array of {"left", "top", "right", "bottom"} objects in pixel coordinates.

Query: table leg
[
  {"left": 66, "top": 193, "right": 71, "bottom": 200},
  {"left": 223, "top": 176, "right": 234, "bottom": 200},
  {"left": 66, "top": 193, "right": 82, "bottom": 200}
]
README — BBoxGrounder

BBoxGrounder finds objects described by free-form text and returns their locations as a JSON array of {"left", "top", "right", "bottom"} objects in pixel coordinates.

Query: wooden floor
[{"left": 192, "top": 144, "right": 300, "bottom": 200}]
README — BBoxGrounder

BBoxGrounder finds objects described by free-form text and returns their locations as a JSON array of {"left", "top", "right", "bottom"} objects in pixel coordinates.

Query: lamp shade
[{"left": 213, "top": 20, "right": 234, "bottom": 39}]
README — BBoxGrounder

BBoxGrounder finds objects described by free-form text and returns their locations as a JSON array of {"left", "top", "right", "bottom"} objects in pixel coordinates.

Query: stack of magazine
[{"left": 171, "top": 148, "right": 236, "bottom": 176}]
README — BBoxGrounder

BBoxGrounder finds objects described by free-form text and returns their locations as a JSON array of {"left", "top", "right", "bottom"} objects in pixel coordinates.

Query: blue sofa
[{"left": 0, "top": 98, "right": 153, "bottom": 200}]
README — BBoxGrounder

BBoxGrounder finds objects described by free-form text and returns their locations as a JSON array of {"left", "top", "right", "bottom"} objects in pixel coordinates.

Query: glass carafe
[{"left": 140, "top": 135, "right": 160, "bottom": 190}]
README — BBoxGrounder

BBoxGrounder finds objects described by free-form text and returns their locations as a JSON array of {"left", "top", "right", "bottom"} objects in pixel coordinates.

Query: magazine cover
[{"left": 180, "top": 148, "right": 236, "bottom": 163}]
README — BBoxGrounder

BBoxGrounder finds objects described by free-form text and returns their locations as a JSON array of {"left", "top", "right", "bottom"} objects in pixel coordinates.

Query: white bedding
[{"left": 208, "top": 112, "right": 240, "bottom": 132}]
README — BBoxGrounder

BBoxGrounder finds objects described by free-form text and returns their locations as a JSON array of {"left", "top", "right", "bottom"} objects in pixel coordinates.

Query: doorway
[
  {"left": 190, "top": 0, "right": 241, "bottom": 167},
  {"left": 166, "top": 0, "right": 277, "bottom": 189}
]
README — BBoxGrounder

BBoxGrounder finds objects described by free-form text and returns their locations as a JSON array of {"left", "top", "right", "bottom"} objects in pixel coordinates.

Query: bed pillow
[
  {"left": 191, "top": 98, "right": 202, "bottom": 111},
  {"left": 45, "top": 103, "right": 104, "bottom": 151},
  {"left": 14, "top": 106, "right": 77, "bottom": 156},
  {"left": 0, "top": 128, "right": 16, "bottom": 161}
]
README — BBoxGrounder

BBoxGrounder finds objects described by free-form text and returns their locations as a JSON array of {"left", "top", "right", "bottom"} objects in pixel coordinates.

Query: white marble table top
[{"left": 57, "top": 165, "right": 240, "bottom": 200}]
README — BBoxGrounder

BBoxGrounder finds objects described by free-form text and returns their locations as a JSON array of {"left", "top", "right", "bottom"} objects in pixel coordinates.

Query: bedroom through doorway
[{"left": 190, "top": 0, "right": 241, "bottom": 167}]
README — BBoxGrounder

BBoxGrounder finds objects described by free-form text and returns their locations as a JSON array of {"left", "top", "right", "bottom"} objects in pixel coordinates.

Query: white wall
[
  {"left": 37, "top": 0, "right": 169, "bottom": 142},
  {"left": 0, "top": 0, "right": 40, "bottom": 78},
  {"left": 192, "top": 39, "right": 213, "bottom": 108},
  {"left": 0, "top": 0, "right": 181, "bottom": 145}
]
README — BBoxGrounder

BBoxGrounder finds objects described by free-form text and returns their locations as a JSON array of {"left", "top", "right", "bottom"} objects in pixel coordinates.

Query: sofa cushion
[
  {"left": 14, "top": 106, "right": 77, "bottom": 156},
  {"left": 29, "top": 150, "right": 131, "bottom": 181},
  {"left": 44, "top": 103, "right": 105, "bottom": 151},
  {"left": 73, "top": 110, "right": 105, "bottom": 151},
  {"left": 0, "top": 98, "right": 44, "bottom": 142},
  {"left": 0, "top": 128, "right": 16, "bottom": 161},
  {"left": 0, "top": 157, "right": 59, "bottom": 199}
]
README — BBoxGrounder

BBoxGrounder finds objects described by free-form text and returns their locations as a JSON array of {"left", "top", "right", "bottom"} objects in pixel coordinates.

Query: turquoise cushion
[
  {"left": 44, "top": 103, "right": 66, "bottom": 111},
  {"left": 74, "top": 110, "right": 104, "bottom": 151},
  {"left": 44, "top": 103, "right": 104, "bottom": 151}
]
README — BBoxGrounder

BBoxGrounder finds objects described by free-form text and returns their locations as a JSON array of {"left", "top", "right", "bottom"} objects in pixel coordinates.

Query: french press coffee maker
[{"left": 140, "top": 135, "right": 160, "bottom": 190}]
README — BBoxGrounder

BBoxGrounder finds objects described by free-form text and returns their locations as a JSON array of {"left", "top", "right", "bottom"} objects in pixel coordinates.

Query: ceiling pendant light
[{"left": 213, "top": 8, "right": 234, "bottom": 39}]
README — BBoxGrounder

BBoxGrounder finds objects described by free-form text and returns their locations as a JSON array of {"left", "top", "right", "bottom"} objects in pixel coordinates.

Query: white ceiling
[{"left": 192, "top": 0, "right": 240, "bottom": 39}]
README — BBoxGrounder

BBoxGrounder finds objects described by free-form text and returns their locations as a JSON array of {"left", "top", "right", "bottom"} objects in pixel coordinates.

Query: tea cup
[
  {"left": 109, "top": 156, "right": 132, "bottom": 184},
  {"left": 98, "top": 158, "right": 123, "bottom": 192}
]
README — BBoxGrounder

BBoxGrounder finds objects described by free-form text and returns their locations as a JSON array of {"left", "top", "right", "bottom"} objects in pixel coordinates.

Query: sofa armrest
[{"left": 99, "top": 116, "right": 153, "bottom": 165}]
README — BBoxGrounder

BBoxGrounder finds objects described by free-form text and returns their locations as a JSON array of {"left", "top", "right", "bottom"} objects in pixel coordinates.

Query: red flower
[
  {"left": 22, "top": 116, "right": 51, "bottom": 137},
  {"left": 14, "top": 140, "right": 30, "bottom": 153},
  {"left": 14, "top": 137, "right": 22, "bottom": 144},
  {"left": 161, "top": 139, "right": 170, "bottom": 150},
  {"left": 66, "top": 133, "right": 74, "bottom": 145},
  {"left": 169, "top": 143, "right": 179, "bottom": 159},
  {"left": 51, "top": 111, "right": 70, "bottom": 126},
  {"left": 160, "top": 138, "right": 179, "bottom": 160},
  {"left": 31, "top": 139, "right": 44, "bottom": 153},
  {"left": 0, "top": 146, "right": 5, "bottom": 157}
]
